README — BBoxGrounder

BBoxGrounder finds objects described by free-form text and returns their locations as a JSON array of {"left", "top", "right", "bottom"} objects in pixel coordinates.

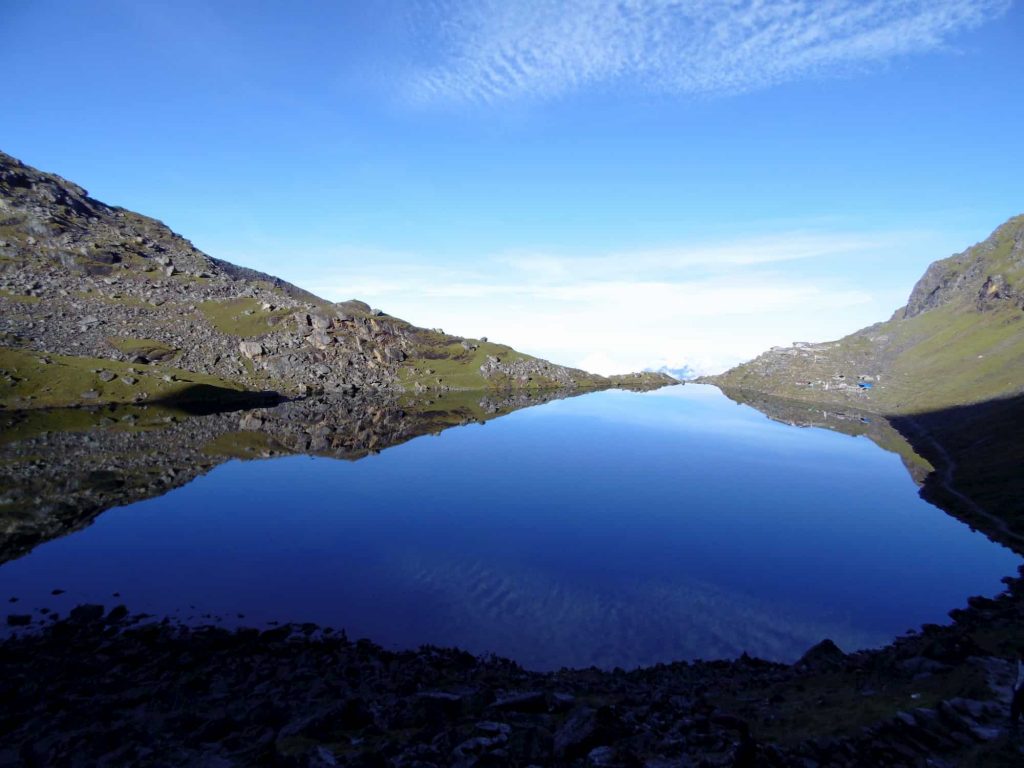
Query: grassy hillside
[{"left": 706, "top": 214, "right": 1024, "bottom": 414}]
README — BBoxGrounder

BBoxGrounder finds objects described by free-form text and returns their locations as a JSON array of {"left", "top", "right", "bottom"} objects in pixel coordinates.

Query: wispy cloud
[
  {"left": 497, "top": 231, "right": 896, "bottom": 281},
  {"left": 407, "top": 0, "right": 1008, "bottom": 103}
]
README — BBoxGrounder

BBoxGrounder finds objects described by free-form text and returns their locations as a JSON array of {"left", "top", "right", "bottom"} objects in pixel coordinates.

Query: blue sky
[{"left": 3, "top": 0, "right": 1022, "bottom": 373}]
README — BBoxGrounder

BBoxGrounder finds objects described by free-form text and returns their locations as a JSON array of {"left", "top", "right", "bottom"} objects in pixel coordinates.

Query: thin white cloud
[
  {"left": 497, "top": 231, "right": 896, "bottom": 280},
  {"left": 407, "top": 0, "right": 1008, "bottom": 103}
]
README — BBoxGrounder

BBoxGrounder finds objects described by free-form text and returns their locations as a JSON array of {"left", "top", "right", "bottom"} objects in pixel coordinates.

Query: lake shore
[{"left": 4, "top": 563, "right": 1024, "bottom": 767}]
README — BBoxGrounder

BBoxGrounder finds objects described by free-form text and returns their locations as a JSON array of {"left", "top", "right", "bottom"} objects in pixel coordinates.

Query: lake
[{"left": 0, "top": 384, "right": 1018, "bottom": 670}]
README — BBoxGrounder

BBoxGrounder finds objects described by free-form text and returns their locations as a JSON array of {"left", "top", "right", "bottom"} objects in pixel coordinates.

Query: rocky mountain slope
[
  {"left": 704, "top": 215, "right": 1024, "bottom": 413},
  {"left": 0, "top": 151, "right": 673, "bottom": 408}
]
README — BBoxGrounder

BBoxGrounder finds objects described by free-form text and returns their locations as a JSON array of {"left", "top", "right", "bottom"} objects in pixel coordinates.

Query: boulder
[
  {"left": 554, "top": 706, "right": 619, "bottom": 760},
  {"left": 310, "top": 331, "right": 334, "bottom": 349},
  {"left": 239, "top": 341, "right": 264, "bottom": 359},
  {"left": 797, "top": 639, "right": 846, "bottom": 671}
]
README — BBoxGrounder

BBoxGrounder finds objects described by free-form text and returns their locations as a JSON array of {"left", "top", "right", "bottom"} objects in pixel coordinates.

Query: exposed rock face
[
  {"left": 704, "top": 214, "right": 1024, "bottom": 413},
  {"left": 904, "top": 218, "right": 1024, "bottom": 318},
  {"left": 0, "top": 150, "right": 677, "bottom": 407}
]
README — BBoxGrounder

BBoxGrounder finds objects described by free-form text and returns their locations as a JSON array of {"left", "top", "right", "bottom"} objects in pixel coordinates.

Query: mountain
[
  {"left": 704, "top": 214, "right": 1024, "bottom": 413},
  {"left": 0, "top": 151, "right": 674, "bottom": 409}
]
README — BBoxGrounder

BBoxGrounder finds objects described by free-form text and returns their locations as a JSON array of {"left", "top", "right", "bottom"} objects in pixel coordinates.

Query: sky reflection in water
[{"left": 1, "top": 385, "right": 1018, "bottom": 670}]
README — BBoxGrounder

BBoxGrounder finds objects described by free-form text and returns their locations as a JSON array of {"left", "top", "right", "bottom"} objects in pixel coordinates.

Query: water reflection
[
  {"left": 0, "top": 389, "right": 580, "bottom": 563},
  {"left": 1, "top": 385, "right": 1019, "bottom": 670}
]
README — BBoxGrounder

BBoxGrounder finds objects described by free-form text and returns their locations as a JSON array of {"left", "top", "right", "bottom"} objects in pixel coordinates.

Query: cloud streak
[{"left": 407, "top": 0, "right": 1008, "bottom": 103}]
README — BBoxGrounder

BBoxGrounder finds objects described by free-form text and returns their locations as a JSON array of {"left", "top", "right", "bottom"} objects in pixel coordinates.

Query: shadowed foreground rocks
[{"left": 4, "top": 569, "right": 1024, "bottom": 767}]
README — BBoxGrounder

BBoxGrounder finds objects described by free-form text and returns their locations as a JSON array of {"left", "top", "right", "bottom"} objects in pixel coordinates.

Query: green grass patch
[
  {"left": 0, "top": 404, "right": 201, "bottom": 445},
  {"left": 0, "top": 347, "right": 247, "bottom": 409},
  {"left": 884, "top": 302, "right": 1024, "bottom": 412},
  {"left": 198, "top": 298, "right": 293, "bottom": 338},
  {"left": 0, "top": 289, "right": 41, "bottom": 304},
  {"left": 202, "top": 430, "right": 287, "bottom": 459},
  {"left": 106, "top": 336, "right": 178, "bottom": 362},
  {"left": 400, "top": 330, "right": 606, "bottom": 391},
  {"left": 74, "top": 290, "right": 151, "bottom": 309},
  {"left": 402, "top": 337, "right": 527, "bottom": 390}
]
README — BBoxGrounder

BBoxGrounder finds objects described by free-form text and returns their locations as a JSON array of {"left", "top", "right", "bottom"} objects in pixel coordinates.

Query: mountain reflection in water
[{"left": 1, "top": 385, "right": 1019, "bottom": 670}]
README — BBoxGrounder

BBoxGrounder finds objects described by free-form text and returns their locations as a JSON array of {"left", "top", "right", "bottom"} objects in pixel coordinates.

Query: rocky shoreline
[{"left": 3, "top": 564, "right": 1024, "bottom": 768}]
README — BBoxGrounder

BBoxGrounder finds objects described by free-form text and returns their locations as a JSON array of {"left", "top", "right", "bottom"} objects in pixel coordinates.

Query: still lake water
[{"left": 1, "top": 384, "right": 1018, "bottom": 670}]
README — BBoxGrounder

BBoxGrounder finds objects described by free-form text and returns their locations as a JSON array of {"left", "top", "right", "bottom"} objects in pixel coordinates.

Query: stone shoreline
[{"left": 4, "top": 564, "right": 1024, "bottom": 767}]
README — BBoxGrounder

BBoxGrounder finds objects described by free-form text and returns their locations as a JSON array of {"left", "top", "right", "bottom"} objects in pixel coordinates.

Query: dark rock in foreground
[{"left": 4, "top": 575, "right": 1024, "bottom": 767}]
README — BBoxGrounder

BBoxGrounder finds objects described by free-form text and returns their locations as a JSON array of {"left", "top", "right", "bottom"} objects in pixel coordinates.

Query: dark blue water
[{"left": 1, "top": 385, "right": 1018, "bottom": 670}]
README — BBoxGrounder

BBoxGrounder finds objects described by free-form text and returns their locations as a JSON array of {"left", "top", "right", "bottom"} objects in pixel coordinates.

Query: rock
[
  {"left": 897, "top": 656, "right": 951, "bottom": 677},
  {"left": 555, "top": 706, "right": 618, "bottom": 759},
  {"left": 68, "top": 604, "right": 105, "bottom": 623},
  {"left": 98, "top": 371, "right": 116, "bottom": 382},
  {"left": 106, "top": 605, "right": 130, "bottom": 623},
  {"left": 586, "top": 746, "right": 622, "bottom": 767},
  {"left": 81, "top": 390, "right": 100, "bottom": 399},
  {"left": 277, "top": 698, "right": 373, "bottom": 743},
  {"left": 414, "top": 690, "right": 470, "bottom": 723},
  {"left": 311, "top": 331, "right": 334, "bottom": 348},
  {"left": 797, "top": 639, "right": 846, "bottom": 671},
  {"left": 239, "top": 341, "right": 264, "bottom": 359},
  {"left": 491, "top": 691, "right": 547, "bottom": 714},
  {"left": 551, "top": 692, "right": 576, "bottom": 711},
  {"left": 120, "top": 376, "right": 137, "bottom": 385}
]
